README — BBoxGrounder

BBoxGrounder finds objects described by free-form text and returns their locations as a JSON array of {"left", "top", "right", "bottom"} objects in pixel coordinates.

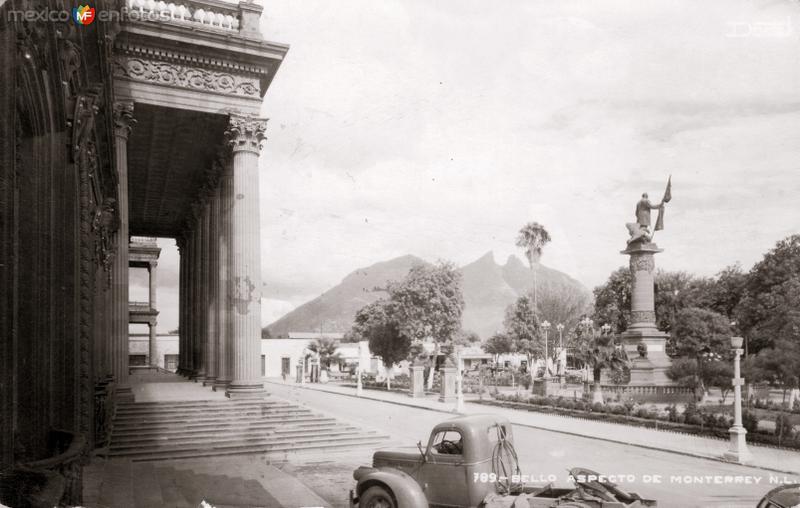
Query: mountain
[
  {"left": 265, "top": 255, "right": 428, "bottom": 338},
  {"left": 265, "top": 252, "right": 591, "bottom": 339}
]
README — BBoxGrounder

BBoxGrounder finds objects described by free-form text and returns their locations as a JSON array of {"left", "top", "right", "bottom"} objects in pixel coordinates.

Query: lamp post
[
  {"left": 542, "top": 320, "right": 551, "bottom": 378},
  {"left": 580, "top": 316, "right": 594, "bottom": 337},
  {"left": 724, "top": 336, "right": 753, "bottom": 464},
  {"left": 556, "top": 323, "right": 564, "bottom": 349},
  {"left": 556, "top": 323, "right": 565, "bottom": 383},
  {"left": 601, "top": 323, "right": 611, "bottom": 336}
]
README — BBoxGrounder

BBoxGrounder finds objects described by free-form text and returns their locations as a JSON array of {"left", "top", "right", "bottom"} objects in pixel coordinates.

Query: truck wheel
[{"left": 360, "top": 486, "right": 397, "bottom": 508}]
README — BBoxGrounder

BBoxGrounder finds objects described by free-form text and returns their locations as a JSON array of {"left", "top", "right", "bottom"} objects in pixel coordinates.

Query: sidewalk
[{"left": 265, "top": 379, "right": 800, "bottom": 476}]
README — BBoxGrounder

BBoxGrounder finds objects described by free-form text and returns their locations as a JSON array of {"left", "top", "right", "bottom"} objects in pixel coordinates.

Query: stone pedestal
[
  {"left": 410, "top": 365, "right": 425, "bottom": 398},
  {"left": 621, "top": 241, "right": 673, "bottom": 386},
  {"left": 439, "top": 366, "right": 457, "bottom": 403},
  {"left": 532, "top": 377, "right": 561, "bottom": 397}
]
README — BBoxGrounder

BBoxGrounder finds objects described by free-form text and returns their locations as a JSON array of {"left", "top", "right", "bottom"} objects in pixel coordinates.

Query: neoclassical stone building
[{"left": 0, "top": 0, "right": 287, "bottom": 500}]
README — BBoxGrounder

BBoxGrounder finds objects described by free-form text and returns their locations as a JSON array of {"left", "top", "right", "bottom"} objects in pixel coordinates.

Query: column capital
[
  {"left": 113, "top": 101, "right": 136, "bottom": 140},
  {"left": 225, "top": 114, "right": 268, "bottom": 154}
]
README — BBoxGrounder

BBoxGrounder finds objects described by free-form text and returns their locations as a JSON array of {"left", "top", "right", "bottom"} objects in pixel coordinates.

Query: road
[{"left": 267, "top": 382, "right": 785, "bottom": 508}]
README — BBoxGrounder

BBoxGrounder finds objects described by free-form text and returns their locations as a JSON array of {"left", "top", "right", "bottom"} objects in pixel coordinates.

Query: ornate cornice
[
  {"left": 225, "top": 114, "right": 267, "bottom": 154},
  {"left": 113, "top": 41, "right": 270, "bottom": 76},
  {"left": 113, "top": 101, "right": 136, "bottom": 140}
]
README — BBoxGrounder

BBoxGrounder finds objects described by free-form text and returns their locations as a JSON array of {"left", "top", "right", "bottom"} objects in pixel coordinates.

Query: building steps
[{"left": 108, "top": 396, "right": 388, "bottom": 461}]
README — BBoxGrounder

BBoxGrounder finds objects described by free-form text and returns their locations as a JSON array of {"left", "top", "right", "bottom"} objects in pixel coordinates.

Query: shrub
[
  {"left": 741, "top": 409, "right": 759, "bottom": 433},
  {"left": 623, "top": 399, "right": 636, "bottom": 416},
  {"left": 591, "top": 402, "right": 605, "bottom": 413},
  {"left": 775, "top": 412, "right": 795, "bottom": 439},
  {"left": 666, "top": 404, "right": 679, "bottom": 423}
]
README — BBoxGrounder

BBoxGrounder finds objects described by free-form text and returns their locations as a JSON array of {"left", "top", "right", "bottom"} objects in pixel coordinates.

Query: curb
[{"left": 264, "top": 380, "right": 800, "bottom": 477}]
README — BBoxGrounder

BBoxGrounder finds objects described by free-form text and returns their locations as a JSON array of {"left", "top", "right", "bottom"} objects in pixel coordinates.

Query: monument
[{"left": 621, "top": 179, "right": 673, "bottom": 385}]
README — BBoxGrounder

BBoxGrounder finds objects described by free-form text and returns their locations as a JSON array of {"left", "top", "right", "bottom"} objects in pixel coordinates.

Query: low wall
[{"left": 601, "top": 384, "right": 694, "bottom": 403}]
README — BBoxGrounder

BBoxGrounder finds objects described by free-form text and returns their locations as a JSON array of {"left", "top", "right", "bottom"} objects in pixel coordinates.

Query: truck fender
[{"left": 354, "top": 467, "right": 429, "bottom": 508}]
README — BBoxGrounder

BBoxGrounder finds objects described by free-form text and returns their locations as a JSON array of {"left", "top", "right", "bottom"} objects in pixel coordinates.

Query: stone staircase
[{"left": 108, "top": 398, "right": 387, "bottom": 461}]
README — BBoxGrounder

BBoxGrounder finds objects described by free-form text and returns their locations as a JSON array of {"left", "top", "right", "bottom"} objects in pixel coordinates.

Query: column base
[
  {"left": 191, "top": 370, "right": 207, "bottom": 382},
  {"left": 225, "top": 381, "right": 266, "bottom": 399},
  {"left": 212, "top": 379, "right": 231, "bottom": 392},
  {"left": 723, "top": 426, "right": 754, "bottom": 464},
  {"left": 202, "top": 376, "right": 218, "bottom": 387}
]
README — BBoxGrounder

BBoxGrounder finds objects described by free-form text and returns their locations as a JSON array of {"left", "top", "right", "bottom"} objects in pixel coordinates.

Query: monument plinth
[{"left": 620, "top": 241, "right": 672, "bottom": 385}]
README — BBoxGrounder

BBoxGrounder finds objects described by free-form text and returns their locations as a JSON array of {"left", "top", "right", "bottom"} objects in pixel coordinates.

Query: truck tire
[{"left": 360, "top": 485, "right": 397, "bottom": 508}]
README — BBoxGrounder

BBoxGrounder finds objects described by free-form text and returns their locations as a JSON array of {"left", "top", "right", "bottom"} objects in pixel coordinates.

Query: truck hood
[{"left": 373, "top": 446, "right": 424, "bottom": 467}]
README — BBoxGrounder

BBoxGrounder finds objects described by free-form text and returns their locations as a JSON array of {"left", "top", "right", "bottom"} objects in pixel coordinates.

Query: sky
[{"left": 134, "top": 0, "right": 800, "bottom": 333}]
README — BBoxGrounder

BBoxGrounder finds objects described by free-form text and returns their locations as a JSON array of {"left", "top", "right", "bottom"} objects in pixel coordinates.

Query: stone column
[
  {"left": 176, "top": 237, "right": 186, "bottom": 375},
  {"left": 203, "top": 184, "right": 219, "bottom": 387},
  {"left": 192, "top": 207, "right": 206, "bottom": 381},
  {"left": 214, "top": 164, "right": 233, "bottom": 390},
  {"left": 148, "top": 261, "right": 158, "bottom": 367},
  {"left": 224, "top": 114, "right": 268, "bottom": 398},
  {"left": 113, "top": 101, "right": 135, "bottom": 395},
  {"left": 621, "top": 241, "right": 672, "bottom": 385}
]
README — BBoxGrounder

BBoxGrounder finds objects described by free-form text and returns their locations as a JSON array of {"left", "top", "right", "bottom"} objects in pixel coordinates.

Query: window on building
[
  {"left": 164, "top": 354, "right": 178, "bottom": 371},
  {"left": 129, "top": 355, "right": 147, "bottom": 366},
  {"left": 261, "top": 355, "right": 266, "bottom": 377}
]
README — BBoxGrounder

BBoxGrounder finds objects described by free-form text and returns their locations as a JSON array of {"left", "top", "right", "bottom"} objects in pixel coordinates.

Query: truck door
[{"left": 421, "top": 430, "right": 469, "bottom": 507}]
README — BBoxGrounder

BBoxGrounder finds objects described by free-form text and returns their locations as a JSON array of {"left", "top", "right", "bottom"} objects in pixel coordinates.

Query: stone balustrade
[{"left": 125, "top": 0, "right": 241, "bottom": 32}]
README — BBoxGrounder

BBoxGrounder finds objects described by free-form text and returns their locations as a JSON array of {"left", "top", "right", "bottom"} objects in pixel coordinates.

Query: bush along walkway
[
  {"left": 266, "top": 379, "right": 800, "bottom": 475},
  {"left": 486, "top": 393, "right": 800, "bottom": 451}
]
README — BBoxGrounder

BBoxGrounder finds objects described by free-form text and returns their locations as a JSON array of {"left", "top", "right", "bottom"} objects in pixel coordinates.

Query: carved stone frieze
[
  {"left": 631, "top": 310, "right": 656, "bottom": 324},
  {"left": 113, "top": 101, "right": 135, "bottom": 140},
  {"left": 629, "top": 253, "right": 655, "bottom": 273},
  {"left": 92, "top": 197, "right": 118, "bottom": 286},
  {"left": 113, "top": 56, "right": 260, "bottom": 97}
]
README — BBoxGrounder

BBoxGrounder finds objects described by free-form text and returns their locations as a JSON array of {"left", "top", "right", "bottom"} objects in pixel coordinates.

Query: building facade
[{"left": 0, "top": 0, "right": 288, "bottom": 500}]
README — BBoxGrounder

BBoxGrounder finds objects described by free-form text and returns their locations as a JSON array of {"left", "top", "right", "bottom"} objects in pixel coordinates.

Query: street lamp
[
  {"left": 601, "top": 323, "right": 611, "bottom": 336},
  {"left": 580, "top": 316, "right": 593, "bottom": 336},
  {"left": 724, "top": 336, "right": 753, "bottom": 464},
  {"left": 556, "top": 323, "right": 565, "bottom": 383},
  {"left": 541, "top": 320, "right": 551, "bottom": 378}
]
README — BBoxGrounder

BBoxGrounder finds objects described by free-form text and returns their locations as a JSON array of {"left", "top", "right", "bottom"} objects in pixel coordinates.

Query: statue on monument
[{"left": 626, "top": 176, "right": 672, "bottom": 244}]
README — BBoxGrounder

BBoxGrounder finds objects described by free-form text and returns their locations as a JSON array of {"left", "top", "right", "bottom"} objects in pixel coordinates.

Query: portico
[{"left": 112, "top": 1, "right": 288, "bottom": 397}]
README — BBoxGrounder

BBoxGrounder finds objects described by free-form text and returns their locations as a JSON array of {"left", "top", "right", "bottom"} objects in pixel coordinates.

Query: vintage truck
[{"left": 350, "top": 414, "right": 656, "bottom": 508}]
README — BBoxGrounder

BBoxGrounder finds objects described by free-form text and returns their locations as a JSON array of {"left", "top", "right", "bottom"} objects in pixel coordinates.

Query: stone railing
[
  {"left": 130, "top": 235, "right": 157, "bottom": 245},
  {"left": 124, "top": 0, "right": 242, "bottom": 32},
  {"left": 129, "top": 300, "right": 153, "bottom": 311}
]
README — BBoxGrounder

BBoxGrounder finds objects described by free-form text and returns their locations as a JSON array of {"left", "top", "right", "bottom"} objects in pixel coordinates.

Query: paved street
[{"left": 267, "top": 382, "right": 790, "bottom": 508}]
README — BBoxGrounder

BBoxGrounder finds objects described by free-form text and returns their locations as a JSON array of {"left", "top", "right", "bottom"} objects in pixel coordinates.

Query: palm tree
[
  {"left": 307, "top": 338, "right": 342, "bottom": 373},
  {"left": 574, "top": 331, "right": 629, "bottom": 404},
  {"left": 516, "top": 222, "right": 552, "bottom": 310}
]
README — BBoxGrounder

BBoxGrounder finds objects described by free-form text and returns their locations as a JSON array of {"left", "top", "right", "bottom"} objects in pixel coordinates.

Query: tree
[
  {"left": 535, "top": 282, "right": 591, "bottom": 334},
  {"left": 703, "top": 360, "right": 734, "bottom": 403},
  {"left": 387, "top": 261, "right": 464, "bottom": 344},
  {"left": 736, "top": 234, "right": 800, "bottom": 353},
  {"left": 573, "top": 332, "right": 629, "bottom": 403},
  {"left": 516, "top": 222, "right": 552, "bottom": 308},
  {"left": 748, "top": 339, "right": 800, "bottom": 403},
  {"left": 368, "top": 319, "right": 411, "bottom": 391},
  {"left": 502, "top": 295, "right": 541, "bottom": 369},
  {"left": 483, "top": 332, "right": 515, "bottom": 360},
  {"left": 307, "top": 338, "right": 341, "bottom": 372},
  {"left": 670, "top": 307, "right": 732, "bottom": 359},
  {"left": 592, "top": 267, "right": 631, "bottom": 334},
  {"left": 261, "top": 328, "right": 273, "bottom": 340},
  {"left": 667, "top": 358, "right": 704, "bottom": 401}
]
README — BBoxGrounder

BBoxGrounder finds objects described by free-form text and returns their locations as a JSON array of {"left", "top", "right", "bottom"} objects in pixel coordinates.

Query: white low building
[{"left": 129, "top": 333, "right": 180, "bottom": 371}]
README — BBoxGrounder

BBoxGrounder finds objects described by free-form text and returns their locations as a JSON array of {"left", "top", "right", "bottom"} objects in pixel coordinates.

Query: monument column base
[
  {"left": 621, "top": 327, "right": 673, "bottom": 386},
  {"left": 410, "top": 365, "right": 425, "bottom": 398}
]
